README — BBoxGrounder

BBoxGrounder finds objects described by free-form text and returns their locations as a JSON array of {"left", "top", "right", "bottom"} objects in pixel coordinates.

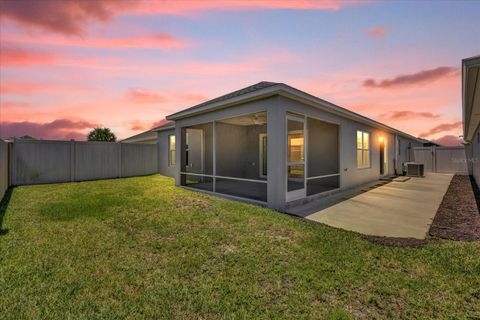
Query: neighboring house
[
  {"left": 418, "top": 138, "right": 441, "bottom": 147},
  {"left": 121, "top": 128, "right": 160, "bottom": 144},
  {"left": 155, "top": 81, "right": 423, "bottom": 211},
  {"left": 462, "top": 56, "right": 480, "bottom": 186}
]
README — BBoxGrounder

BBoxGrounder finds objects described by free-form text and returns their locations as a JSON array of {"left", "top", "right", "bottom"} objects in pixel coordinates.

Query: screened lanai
[{"left": 180, "top": 112, "right": 268, "bottom": 202}]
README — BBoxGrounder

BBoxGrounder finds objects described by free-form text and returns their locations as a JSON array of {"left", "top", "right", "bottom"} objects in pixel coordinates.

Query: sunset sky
[{"left": 0, "top": 0, "right": 479, "bottom": 145}]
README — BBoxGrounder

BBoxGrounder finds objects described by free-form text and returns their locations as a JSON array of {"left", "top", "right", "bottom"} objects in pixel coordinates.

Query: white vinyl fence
[
  {"left": 11, "top": 139, "right": 158, "bottom": 186},
  {"left": 414, "top": 146, "right": 468, "bottom": 173}
]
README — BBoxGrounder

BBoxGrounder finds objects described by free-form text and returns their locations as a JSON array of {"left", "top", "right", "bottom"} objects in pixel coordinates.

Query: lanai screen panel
[
  {"left": 307, "top": 118, "right": 340, "bottom": 196},
  {"left": 215, "top": 112, "right": 267, "bottom": 202},
  {"left": 180, "top": 123, "right": 214, "bottom": 191}
]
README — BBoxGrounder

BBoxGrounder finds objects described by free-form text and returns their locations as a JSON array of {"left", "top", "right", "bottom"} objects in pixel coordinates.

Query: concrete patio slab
[{"left": 305, "top": 173, "right": 453, "bottom": 239}]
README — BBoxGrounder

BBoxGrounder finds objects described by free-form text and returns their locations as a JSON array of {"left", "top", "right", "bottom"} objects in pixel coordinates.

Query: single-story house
[
  {"left": 462, "top": 56, "right": 480, "bottom": 186},
  {"left": 152, "top": 81, "right": 422, "bottom": 211}
]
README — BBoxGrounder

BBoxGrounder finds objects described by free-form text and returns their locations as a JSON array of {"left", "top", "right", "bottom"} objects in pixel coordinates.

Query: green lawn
[{"left": 0, "top": 175, "right": 479, "bottom": 319}]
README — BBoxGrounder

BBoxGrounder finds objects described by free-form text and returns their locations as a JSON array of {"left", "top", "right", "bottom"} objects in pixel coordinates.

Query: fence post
[
  {"left": 432, "top": 146, "right": 436, "bottom": 173},
  {"left": 70, "top": 140, "right": 75, "bottom": 182}
]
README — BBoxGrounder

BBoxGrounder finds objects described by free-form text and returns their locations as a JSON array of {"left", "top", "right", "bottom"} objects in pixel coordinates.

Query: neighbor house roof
[
  {"left": 121, "top": 130, "right": 157, "bottom": 144},
  {"left": 166, "top": 81, "right": 422, "bottom": 142},
  {"left": 462, "top": 55, "right": 480, "bottom": 141},
  {"left": 122, "top": 121, "right": 174, "bottom": 143},
  {"left": 152, "top": 121, "right": 175, "bottom": 132}
]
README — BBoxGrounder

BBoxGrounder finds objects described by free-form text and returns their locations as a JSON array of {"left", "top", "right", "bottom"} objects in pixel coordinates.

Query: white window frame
[
  {"left": 168, "top": 134, "right": 176, "bottom": 166},
  {"left": 356, "top": 130, "right": 371, "bottom": 169}
]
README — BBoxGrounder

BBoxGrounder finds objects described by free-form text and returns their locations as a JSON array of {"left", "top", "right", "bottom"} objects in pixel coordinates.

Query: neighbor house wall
[{"left": 158, "top": 129, "right": 176, "bottom": 178}]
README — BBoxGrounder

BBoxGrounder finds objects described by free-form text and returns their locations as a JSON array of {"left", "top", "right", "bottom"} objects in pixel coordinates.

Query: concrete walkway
[{"left": 305, "top": 173, "right": 453, "bottom": 239}]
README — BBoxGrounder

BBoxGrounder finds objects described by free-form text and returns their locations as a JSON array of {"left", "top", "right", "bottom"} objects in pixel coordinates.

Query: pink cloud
[
  {"left": 419, "top": 121, "right": 462, "bottom": 137},
  {"left": 0, "top": 81, "right": 54, "bottom": 94},
  {"left": 127, "top": 89, "right": 168, "bottom": 104},
  {"left": 126, "top": 88, "right": 209, "bottom": 105},
  {"left": 363, "top": 66, "right": 459, "bottom": 88},
  {"left": 432, "top": 135, "right": 463, "bottom": 146},
  {"left": 0, "top": 118, "right": 100, "bottom": 140},
  {"left": 0, "top": 80, "right": 92, "bottom": 95},
  {"left": 367, "top": 26, "right": 390, "bottom": 39},
  {"left": 378, "top": 110, "right": 441, "bottom": 121},
  {"left": 3, "top": 33, "right": 191, "bottom": 50},
  {"left": 130, "top": 0, "right": 351, "bottom": 15},
  {"left": 0, "top": 0, "right": 360, "bottom": 36},
  {"left": 0, "top": 0, "right": 120, "bottom": 35},
  {"left": 128, "top": 120, "right": 147, "bottom": 131},
  {"left": 0, "top": 45, "right": 56, "bottom": 66},
  {"left": 0, "top": 101, "right": 31, "bottom": 109}
]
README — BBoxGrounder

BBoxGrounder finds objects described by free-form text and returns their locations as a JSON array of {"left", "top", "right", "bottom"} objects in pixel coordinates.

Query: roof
[
  {"left": 152, "top": 121, "right": 175, "bottom": 132},
  {"left": 121, "top": 130, "right": 157, "bottom": 143},
  {"left": 166, "top": 81, "right": 422, "bottom": 142},
  {"left": 167, "top": 81, "right": 278, "bottom": 119}
]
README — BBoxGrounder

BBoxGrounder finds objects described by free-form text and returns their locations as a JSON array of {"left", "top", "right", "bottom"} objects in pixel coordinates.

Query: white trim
[
  {"left": 182, "top": 186, "right": 268, "bottom": 205},
  {"left": 356, "top": 129, "right": 371, "bottom": 169},
  {"left": 168, "top": 134, "right": 176, "bottom": 166},
  {"left": 306, "top": 173, "right": 340, "bottom": 180},
  {"left": 180, "top": 172, "right": 267, "bottom": 184},
  {"left": 259, "top": 133, "right": 267, "bottom": 178}
]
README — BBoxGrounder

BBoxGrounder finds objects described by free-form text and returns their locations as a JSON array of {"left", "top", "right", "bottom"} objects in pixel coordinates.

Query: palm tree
[{"left": 87, "top": 128, "right": 117, "bottom": 142}]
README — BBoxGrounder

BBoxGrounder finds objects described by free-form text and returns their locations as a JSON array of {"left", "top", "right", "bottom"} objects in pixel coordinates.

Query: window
[
  {"left": 356, "top": 130, "right": 370, "bottom": 168},
  {"left": 168, "top": 135, "right": 176, "bottom": 166}
]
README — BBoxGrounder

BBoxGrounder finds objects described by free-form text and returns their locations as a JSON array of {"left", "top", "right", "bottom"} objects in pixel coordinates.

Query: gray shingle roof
[{"left": 167, "top": 81, "right": 279, "bottom": 118}]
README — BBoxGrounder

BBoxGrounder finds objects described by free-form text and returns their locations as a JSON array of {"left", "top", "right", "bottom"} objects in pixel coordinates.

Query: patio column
[{"left": 267, "top": 102, "right": 287, "bottom": 210}]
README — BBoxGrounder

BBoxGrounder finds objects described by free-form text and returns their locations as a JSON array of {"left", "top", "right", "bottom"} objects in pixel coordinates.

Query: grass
[{"left": 0, "top": 175, "right": 479, "bottom": 319}]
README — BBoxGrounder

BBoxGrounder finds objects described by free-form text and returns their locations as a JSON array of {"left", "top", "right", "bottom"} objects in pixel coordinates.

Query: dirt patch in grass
[{"left": 429, "top": 175, "right": 480, "bottom": 241}]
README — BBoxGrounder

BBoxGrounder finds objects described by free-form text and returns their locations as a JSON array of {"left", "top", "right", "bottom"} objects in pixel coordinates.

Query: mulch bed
[{"left": 429, "top": 175, "right": 480, "bottom": 241}]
